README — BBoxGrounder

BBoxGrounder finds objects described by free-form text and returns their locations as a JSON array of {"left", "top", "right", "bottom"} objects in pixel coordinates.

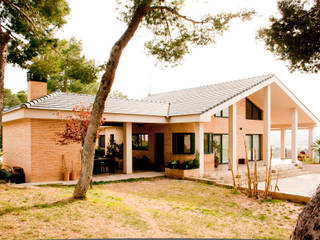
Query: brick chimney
[{"left": 27, "top": 72, "right": 47, "bottom": 101}]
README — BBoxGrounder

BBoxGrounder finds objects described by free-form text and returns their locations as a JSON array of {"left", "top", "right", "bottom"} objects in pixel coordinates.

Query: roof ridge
[
  {"left": 22, "top": 91, "right": 63, "bottom": 108},
  {"left": 147, "top": 74, "right": 275, "bottom": 98}
]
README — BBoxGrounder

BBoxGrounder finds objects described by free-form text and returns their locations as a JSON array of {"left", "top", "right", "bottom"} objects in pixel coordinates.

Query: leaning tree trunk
[
  {"left": 0, "top": 30, "right": 11, "bottom": 129},
  {"left": 292, "top": 184, "right": 320, "bottom": 239},
  {"left": 73, "top": 1, "right": 152, "bottom": 199}
]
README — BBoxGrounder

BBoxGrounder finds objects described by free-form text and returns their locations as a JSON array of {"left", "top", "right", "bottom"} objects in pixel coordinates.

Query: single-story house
[{"left": 3, "top": 74, "right": 319, "bottom": 182}]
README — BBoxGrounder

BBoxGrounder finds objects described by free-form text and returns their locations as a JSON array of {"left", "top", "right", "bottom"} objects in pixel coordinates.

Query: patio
[
  {"left": 21, "top": 171, "right": 165, "bottom": 186},
  {"left": 204, "top": 158, "right": 306, "bottom": 185}
]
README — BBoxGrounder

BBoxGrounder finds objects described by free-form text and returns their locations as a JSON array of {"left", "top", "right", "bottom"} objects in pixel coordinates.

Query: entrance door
[{"left": 154, "top": 133, "right": 165, "bottom": 171}]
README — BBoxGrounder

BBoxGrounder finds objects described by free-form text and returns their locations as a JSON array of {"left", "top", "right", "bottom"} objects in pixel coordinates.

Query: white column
[
  {"left": 123, "top": 122, "right": 132, "bottom": 174},
  {"left": 263, "top": 85, "right": 271, "bottom": 164},
  {"left": 291, "top": 109, "right": 298, "bottom": 163},
  {"left": 195, "top": 122, "right": 204, "bottom": 176},
  {"left": 228, "top": 104, "right": 237, "bottom": 172},
  {"left": 280, "top": 128, "right": 286, "bottom": 160},
  {"left": 308, "top": 127, "right": 314, "bottom": 159}
]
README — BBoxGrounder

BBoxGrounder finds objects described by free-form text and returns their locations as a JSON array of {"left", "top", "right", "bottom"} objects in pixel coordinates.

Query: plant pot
[
  {"left": 63, "top": 171, "right": 70, "bottom": 181},
  {"left": 70, "top": 171, "right": 78, "bottom": 180}
]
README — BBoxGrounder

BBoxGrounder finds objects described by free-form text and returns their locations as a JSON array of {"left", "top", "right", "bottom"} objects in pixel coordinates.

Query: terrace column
[
  {"left": 280, "top": 128, "right": 286, "bottom": 160},
  {"left": 263, "top": 85, "right": 271, "bottom": 164},
  {"left": 123, "top": 122, "right": 133, "bottom": 174},
  {"left": 291, "top": 108, "right": 298, "bottom": 163},
  {"left": 195, "top": 122, "right": 204, "bottom": 176},
  {"left": 308, "top": 127, "right": 314, "bottom": 159},
  {"left": 228, "top": 103, "right": 237, "bottom": 172}
]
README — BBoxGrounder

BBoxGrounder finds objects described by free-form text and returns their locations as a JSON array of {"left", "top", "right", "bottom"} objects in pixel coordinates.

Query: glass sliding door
[
  {"left": 222, "top": 135, "right": 229, "bottom": 163},
  {"left": 252, "top": 135, "right": 261, "bottom": 160},
  {"left": 213, "top": 134, "right": 229, "bottom": 164},
  {"left": 246, "top": 135, "right": 252, "bottom": 161},
  {"left": 246, "top": 134, "right": 262, "bottom": 161}
]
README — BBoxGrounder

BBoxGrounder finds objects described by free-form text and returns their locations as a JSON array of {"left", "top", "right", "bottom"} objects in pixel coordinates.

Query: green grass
[{"left": 0, "top": 178, "right": 303, "bottom": 239}]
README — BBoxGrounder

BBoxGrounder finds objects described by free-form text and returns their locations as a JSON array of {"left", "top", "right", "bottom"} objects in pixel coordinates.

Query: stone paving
[
  {"left": 258, "top": 173, "right": 320, "bottom": 197},
  {"left": 21, "top": 171, "right": 165, "bottom": 186}
]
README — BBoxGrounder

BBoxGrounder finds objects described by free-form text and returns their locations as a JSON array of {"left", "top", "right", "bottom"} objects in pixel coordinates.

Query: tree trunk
[
  {"left": 292, "top": 184, "right": 320, "bottom": 239},
  {"left": 73, "top": 1, "right": 152, "bottom": 199},
  {"left": 0, "top": 30, "right": 11, "bottom": 130}
]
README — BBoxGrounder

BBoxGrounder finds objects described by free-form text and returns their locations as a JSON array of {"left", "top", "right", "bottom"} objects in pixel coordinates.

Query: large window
[
  {"left": 98, "top": 135, "right": 105, "bottom": 148},
  {"left": 204, "top": 133, "right": 214, "bottom": 154},
  {"left": 246, "top": 134, "right": 262, "bottom": 160},
  {"left": 214, "top": 108, "right": 229, "bottom": 118},
  {"left": 172, "top": 133, "right": 195, "bottom": 154},
  {"left": 132, "top": 134, "right": 149, "bottom": 150},
  {"left": 213, "top": 134, "right": 229, "bottom": 164},
  {"left": 246, "top": 98, "right": 262, "bottom": 120}
]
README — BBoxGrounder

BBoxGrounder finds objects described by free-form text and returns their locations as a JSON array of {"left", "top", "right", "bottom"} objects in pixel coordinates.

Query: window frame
[
  {"left": 246, "top": 134, "right": 262, "bottom": 161},
  {"left": 246, "top": 98, "right": 263, "bottom": 120},
  {"left": 172, "top": 133, "right": 195, "bottom": 154},
  {"left": 213, "top": 134, "right": 229, "bottom": 164},
  {"left": 132, "top": 133, "right": 149, "bottom": 151},
  {"left": 98, "top": 134, "right": 105, "bottom": 148},
  {"left": 109, "top": 134, "right": 115, "bottom": 144},
  {"left": 204, "top": 133, "right": 214, "bottom": 154},
  {"left": 214, "top": 108, "right": 229, "bottom": 118}
]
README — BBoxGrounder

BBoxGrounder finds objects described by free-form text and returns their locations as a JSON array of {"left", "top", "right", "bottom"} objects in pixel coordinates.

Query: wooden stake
[{"left": 253, "top": 148, "right": 258, "bottom": 198}]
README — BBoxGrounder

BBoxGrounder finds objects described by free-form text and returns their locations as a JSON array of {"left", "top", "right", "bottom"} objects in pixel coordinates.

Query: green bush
[
  {"left": 0, "top": 169, "right": 10, "bottom": 182},
  {"left": 167, "top": 158, "right": 199, "bottom": 170}
]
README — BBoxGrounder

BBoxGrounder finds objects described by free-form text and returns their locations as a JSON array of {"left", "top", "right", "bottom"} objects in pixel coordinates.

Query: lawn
[{"left": 0, "top": 178, "right": 303, "bottom": 239}]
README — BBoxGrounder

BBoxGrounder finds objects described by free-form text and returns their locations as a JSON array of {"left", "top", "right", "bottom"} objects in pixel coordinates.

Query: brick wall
[
  {"left": 30, "top": 119, "right": 81, "bottom": 182},
  {"left": 3, "top": 118, "right": 81, "bottom": 182},
  {"left": 3, "top": 119, "right": 32, "bottom": 181}
]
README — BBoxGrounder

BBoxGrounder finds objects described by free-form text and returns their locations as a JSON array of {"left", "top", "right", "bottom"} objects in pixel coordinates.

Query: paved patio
[
  {"left": 259, "top": 173, "right": 320, "bottom": 197},
  {"left": 21, "top": 171, "right": 165, "bottom": 186}
]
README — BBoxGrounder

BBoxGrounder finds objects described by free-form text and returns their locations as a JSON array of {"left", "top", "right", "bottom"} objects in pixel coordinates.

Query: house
[{"left": 2, "top": 74, "right": 319, "bottom": 182}]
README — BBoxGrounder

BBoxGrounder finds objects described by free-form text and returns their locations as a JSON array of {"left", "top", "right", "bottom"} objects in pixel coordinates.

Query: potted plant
[
  {"left": 106, "top": 141, "right": 123, "bottom": 170},
  {"left": 213, "top": 139, "right": 221, "bottom": 168},
  {"left": 62, "top": 155, "right": 71, "bottom": 181},
  {"left": 312, "top": 138, "right": 320, "bottom": 164}
]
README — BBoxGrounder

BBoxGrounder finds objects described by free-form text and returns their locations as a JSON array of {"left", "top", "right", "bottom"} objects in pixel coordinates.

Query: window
[
  {"left": 214, "top": 108, "right": 229, "bottom": 118},
  {"left": 246, "top": 134, "right": 262, "bottom": 160},
  {"left": 99, "top": 135, "right": 105, "bottom": 148},
  {"left": 204, "top": 133, "right": 214, "bottom": 154},
  {"left": 172, "top": 133, "right": 195, "bottom": 154},
  {"left": 246, "top": 98, "right": 262, "bottom": 120},
  {"left": 109, "top": 134, "right": 114, "bottom": 144},
  {"left": 213, "top": 134, "right": 229, "bottom": 163},
  {"left": 132, "top": 134, "right": 149, "bottom": 150}
]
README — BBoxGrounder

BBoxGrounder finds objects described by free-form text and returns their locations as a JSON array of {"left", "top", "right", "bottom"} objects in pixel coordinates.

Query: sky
[{"left": 5, "top": 0, "right": 320, "bottom": 143}]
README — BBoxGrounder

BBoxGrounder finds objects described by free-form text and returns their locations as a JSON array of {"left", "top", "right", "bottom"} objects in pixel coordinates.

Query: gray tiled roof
[
  {"left": 144, "top": 74, "right": 274, "bottom": 116},
  {"left": 6, "top": 74, "right": 274, "bottom": 117},
  {"left": 20, "top": 92, "right": 169, "bottom": 116}
]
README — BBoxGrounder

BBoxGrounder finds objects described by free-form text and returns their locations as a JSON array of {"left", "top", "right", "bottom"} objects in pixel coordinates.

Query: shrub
[
  {"left": 166, "top": 158, "right": 199, "bottom": 170},
  {"left": 0, "top": 169, "right": 11, "bottom": 183}
]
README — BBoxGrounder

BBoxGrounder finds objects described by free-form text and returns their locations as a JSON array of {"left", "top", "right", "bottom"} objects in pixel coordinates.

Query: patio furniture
[{"left": 93, "top": 157, "right": 116, "bottom": 174}]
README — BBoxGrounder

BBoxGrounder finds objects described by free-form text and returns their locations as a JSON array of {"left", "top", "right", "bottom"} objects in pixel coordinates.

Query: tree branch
[
  {"left": 150, "top": 6, "right": 212, "bottom": 24},
  {"left": 161, "top": 8, "right": 172, "bottom": 40},
  {"left": 3, "top": 0, "right": 37, "bottom": 30},
  {"left": 0, "top": 23, "right": 18, "bottom": 41}
]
